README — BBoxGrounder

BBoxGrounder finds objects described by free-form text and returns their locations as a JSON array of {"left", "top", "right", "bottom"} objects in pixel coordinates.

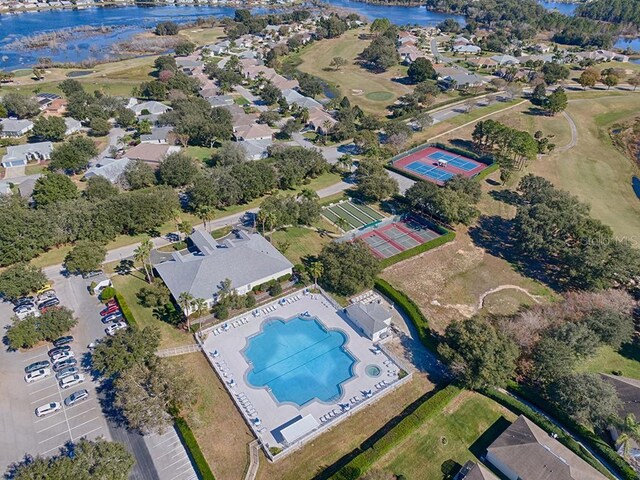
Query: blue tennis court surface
[
  {"left": 406, "top": 161, "right": 455, "bottom": 182},
  {"left": 428, "top": 151, "right": 478, "bottom": 171},
  {"left": 244, "top": 316, "right": 355, "bottom": 406}
]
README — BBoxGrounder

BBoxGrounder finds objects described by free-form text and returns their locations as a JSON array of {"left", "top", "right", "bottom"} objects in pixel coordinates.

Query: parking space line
[
  {"left": 156, "top": 448, "right": 179, "bottom": 459},
  {"left": 172, "top": 463, "right": 196, "bottom": 477},
  {"left": 34, "top": 410, "right": 64, "bottom": 424},
  {"left": 38, "top": 428, "right": 72, "bottom": 444},
  {"left": 28, "top": 382, "right": 57, "bottom": 395},
  {"left": 69, "top": 416, "right": 101, "bottom": 432},
  {"left": 42, "top": 442, "right": 66, "bottom": 455},
  {"left": 23, "top": 348, "right": 49, "bottom": 363},
  {"left": 31, "top": 393, "right": 60, "bottom": 405},
  {"left": 36, "top": 418, "right": 69, "bottom": 434},
  {"left": 162, "top": 455, "right": 188, "bottom": 470},
  {"left": 171, "top": 449, "right": 186, "bottom": 458},
  {"left": 154, "top": 435, "right": 177, "bottom": 447},
  {"left": 65, "top": 406, "right": 97, "bottom": 421},
  {"left": 73, "top": 425, "right": 103, "bottom": 439}
]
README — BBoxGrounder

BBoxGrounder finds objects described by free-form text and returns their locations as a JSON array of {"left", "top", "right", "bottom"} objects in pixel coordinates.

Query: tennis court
[
  {"left": 391, "top": 145, "right": 487, "bottom": 185},
  {"left": 356, "top": 215, "right": 443, "bottom": 259},
  {"left": 322, "top": 200, "right": 385, "bottom": 231}
]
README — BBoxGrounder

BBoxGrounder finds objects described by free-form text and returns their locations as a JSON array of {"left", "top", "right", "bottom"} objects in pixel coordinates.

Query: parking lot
[{"left": 0, "top": 269, "right": 111, "bottom": 471}]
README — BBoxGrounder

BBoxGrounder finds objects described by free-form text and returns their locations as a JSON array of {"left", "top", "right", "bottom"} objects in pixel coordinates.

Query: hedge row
[
  {"left": 174, "top": 416, "right": 216, "bottom": 480},
  {"left": 506, "top": 384, "right": 637, "bottom": 480},
  {"left": 429, "top": 142, "right": 494, "bottom": 166},
  {"left": 330, "top": 385, "right": 461, "bottom": 480},
  {"left": 374, "top": 278, "right": 438, "bottom": 352},
  {"left": 483, "top": 388, "right": 621, "bottom": 480},
  {"left": 380, "top": 230, "right": 455, "bottom": 269},
  {"left": 114, "top": 291, "right": 138, "bottom": 329},
  {"left": 473, "top": 162, "right": 500, "bottom": 182}
]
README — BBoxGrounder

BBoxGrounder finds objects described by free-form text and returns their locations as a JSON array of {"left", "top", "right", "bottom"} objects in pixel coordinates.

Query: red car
[
  {"left": 100, "top": 305, "right": 120, "bottom": 317},
  {"left": 105, "top": 299, "right": 117, "bottom": 308}
]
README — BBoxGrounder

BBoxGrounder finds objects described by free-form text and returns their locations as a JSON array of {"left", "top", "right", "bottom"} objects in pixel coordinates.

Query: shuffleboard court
[{"left": 323, "top": 200, "right": 386, "bottom": 231}]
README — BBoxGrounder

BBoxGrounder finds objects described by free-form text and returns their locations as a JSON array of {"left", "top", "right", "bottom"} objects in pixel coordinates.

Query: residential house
[
  {"left": 0, "top": 118, "right": 33, "bottom": 138},
  {"left": 344, "top": 301, "right": 392, "bottom": 342},
  {"left": 64, "top": 117, "right": 82, "bottom": 136},
  {"left": 2, "top": 141, "right": 53, "bottom": 167},
  {"left": 577, "top": 50, "right": 629, "bottom": 63},
  {"left": 36, "top": 93, "right": 60, "bottom": 110},
  {"left": 239, "top": 138, "right": 272, "bottom": 161},
  {"left": 490, "top": 54, "right": 520, "bottom": 66},
  {"left": 129, "top": 100, "right": 172, "bottom": 116},
  {"left": 176, "top": 57, "right": 204, "bottom": 73},
  {"left": 124, "top": 143, "right": 180, "bottom": 167},
  {"left": 270, "top": 74, "right": 299, "bottom": 91},
  {"left": 486, "top": 415, "right": 607, "bottom": 480},
  {"left": 208, "top": 40, "right": 230, "bottom": 56},
  {"left": 140, "top": 126, "right": 173, "bottom": 144},
  {"left": 154, "top": 230, "right": 294, "bottom": 312},
  {"left": 84, "top": 157, "right": 131, "bottom": 184},
  {"left": 234, "top": 122, "right": 273, "bottom": 141},
  {"left": 601, "top": 374, "right": 640, "bottom": 467},
  {"left": 398, "top": 44, "right": 423, "bottom": 64},
  {"left": 454, "top": 461, "right": 498, "bottom": 480},
  {"left": 43, "top": 98, "right": 67, "bottom": 117},
  {"left": 453, "top": 44, "right": 481, "bottom": 54},
  {"left": 208, "top": 95, "right": 235, "bottom": 107},
  {"left": 440, "top": 73, "right": 486, "bottom": 90},
  {"left": 223, "top": 104, "right": 256, "bottom": 127},
  {"left": 282, "top": 89, "right": 322, "bottom": 109},
  {"left": 467, "top": 57, "right": 498, "bottom": 69},
  {"left": 307, "top": 107, "right": 337, "bottom": 134}
]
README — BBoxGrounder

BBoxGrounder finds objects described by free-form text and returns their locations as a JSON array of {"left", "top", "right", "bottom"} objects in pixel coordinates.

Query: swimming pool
[{"left": 243, "top": 316, "right": 356, "bottom": 406}]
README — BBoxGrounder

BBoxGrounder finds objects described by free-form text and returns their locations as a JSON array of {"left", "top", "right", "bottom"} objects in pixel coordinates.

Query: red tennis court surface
[
  {"left": 357, "top": 216, "right": 442, "bottom": 259},
  {"left": 392, "top": 145, "right": 487, "bottom": 185}
]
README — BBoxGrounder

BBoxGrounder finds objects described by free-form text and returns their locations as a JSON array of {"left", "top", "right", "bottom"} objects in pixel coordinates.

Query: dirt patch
[{"left": 442, "top": 389, "right": 473, "bottom": 415}]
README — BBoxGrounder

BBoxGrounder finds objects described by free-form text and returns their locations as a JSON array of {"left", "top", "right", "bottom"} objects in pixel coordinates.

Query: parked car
[
  {"left": 64, "top": 389, "right": 89, "bottom": 407},
  {"left": 100, "top": 305, "right": 119, "bottom": 317},
  {"left": 87, "top": 340, "right": 101, "bottom": 350},
  {"left": 53, "top": 335, "right": 74, "bottom": 347},
  {"left": 50, "top": 350, "right": 74, "bottom": 363},
  {"left": 25, "top": 360, "right": 50, "bottom": 374},
  {"left": 13, "top": 296, "right": 35, "bottom": 308},
  {"left": 13, "top": 302, "right": 35, "bottom": 312},
  {"left": 36, "top": 283, "right": 53, "bottom": 295},
  {"left": 55, "top": 367, "right": 79, "bottom": 380},
  {"left": 102, "top": 312, "right": 123, "bottom": 324},
  {"left": 25, "top": 368, "right": 51, "bottom": 383},
  {"left": 35, "top": 402, "right": 61, "bottom": 417},
  {"left": 38, "top": 298, "right": 60, "bottom": 310},
  {"left": 15, "top": 306, "right": 39, "bottom": 319},
  {"left": 105, "top": 299, "right": 118, "bottom": 308},
  {"left": 38, "top": 290, "right": 57, "bottom": 302},
  {"left": 48, "top": 345, "right": 71, "bottom": 358},
  {"left": 81, "top": 270, "right": 103, "bottom": 279},
  {"left": 53, "top": 358, "right": 77, "bottom": 371},
  {"left": 59, "top": 374, "right": 85, "bottom": 389},
  {"left": 105, "top": 322, "right": 128, "bottom": 336}
]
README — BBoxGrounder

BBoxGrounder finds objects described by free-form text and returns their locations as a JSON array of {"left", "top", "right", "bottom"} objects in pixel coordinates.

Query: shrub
[
  {"left": 174, "top": 416, "right": 215, "bottom": 480},
  {"left": 379, "top": 231, "right": 455, "bottom": 269},
  {"left": 114, "top": 291, "right": 138, "bottom": 329},
  {"left": 213, "top": 303, "right": 229, "bottom": 320},
  {"left": 269, "top": 446, "right": 282, "bottom": 456},
  {"left": 374, "top": 279, "right": 438, "bottom": 352},
  {"left": 245, "top": 293, "right": 257, "bottom": 309},
  {"left": 100, "top": 287, "right": 116, "bottom": 301},
  {"left": 269, "top": 282, "right": 283, "bottom": 296}
]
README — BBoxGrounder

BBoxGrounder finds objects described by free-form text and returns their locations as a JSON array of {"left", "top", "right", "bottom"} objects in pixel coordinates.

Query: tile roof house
[
  {"left": 130, "top": 100, "right": 172, "bottom": 116},
  {"left": 124, "top": 143, "right": 180, "bottom": 167},
  {"left": 453, "top": 44, "right": 481, "bottom": 54},
  {"left": 307, "top": 107, "right": 337, "bottom": 134},
  {"left": 234, "top": 122, "right": 273, "bottom": 141},
  {"left": 154, "top": 230, "right": 293, "bottom": 311},
  {"left": 344, "top": 301, "right": 392, "bottom": 341},
  {"left": 43, "top": 98, "right": 68, "bottom": 117},
  {"left": 140, "top": 126, "right": 174, "bottom": 144},
  {"left": 207, "top": 95, "right": 235, "bottom": 107},
  {"left": 490, "top": 54, "right": 520, "bottom": 66},
  {"left": 282, "top": 89, "right": 322, "bottom": 109},
  {"left": 486, "top": 415, "right": 607, "bottom": 480},
  {"left": 454, "top": 461, "right": 498, "bottom": 480},
  {"left": 84, "top": 157, "right": 131, "bottom": 184},
  {"left": 468, "top": 57, "right": 498, "bottom": 68},
  {"left": 239, "top": 138, "right": 272, "bottom": 160},
  {"left": 440, "top": 73, "right": 486, "bottom": 90},
  {"left": 2, "top": 141, "right": 53, "bottom": 167},
  {"left": 0, "top": 118, "right": 34, "bottom": 137}
]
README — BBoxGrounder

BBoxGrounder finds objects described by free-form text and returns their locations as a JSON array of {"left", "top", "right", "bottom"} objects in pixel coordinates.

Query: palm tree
[
  {"left": 617, "top": 414, "right": 640, "bottom": 459},
  {"left": 134, "top": 239, "right": 153, "bottom": 284},
  {"left": 177, "top": 292, "right": 195, "bottom": 331},
  {"left": 196, "top": 205, "right": 215, "bottom": 232},
  {"left": 309, "top": 261, "right": 324, "bottom": 288},
  {"left": 335, "top": 217, "right": 349, "bottom": 232},
  {"left": 258, "top": 210, "right": 277, "bottom": 239},
  {"left": 337, "top": 154, "right": 353, "bottom": 173}
]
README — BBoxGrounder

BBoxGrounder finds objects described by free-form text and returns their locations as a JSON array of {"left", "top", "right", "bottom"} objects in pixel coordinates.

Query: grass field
[
  {"left": 294, "top": 28, "right": 411, "bottom": 116},
  {"left": 257, "top": 373, "right": 436, "bottom": 480},
  {"left": 170, "top": 352, "right": 254, "bottom": 480},
  {"left": 370, "top": 391, "right": 516, "bottom": 480},
  {"left": 579, "top": 344, "right": 640, "bottom": 379},
  {"left": 110, "top": 273, "right": 192, "bottom": 349},
  {"left": 270, "top": 222, "right": 336, "bottom": 264}
]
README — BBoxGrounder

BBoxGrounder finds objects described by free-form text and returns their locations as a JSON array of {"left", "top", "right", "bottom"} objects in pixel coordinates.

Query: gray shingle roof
[
  {"left": 154, "top": 231, "right": 293, "bottom": 302},
  {"left": 345, "top": 302, "right": 391, "bottom": 339}
]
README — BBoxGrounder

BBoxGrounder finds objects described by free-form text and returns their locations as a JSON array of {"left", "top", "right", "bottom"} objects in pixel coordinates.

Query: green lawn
[
  {"left": 579, "top": 344, "right": 640, "bottom": 379},
  {"left": 270, "top": 224, "right": 334, "bottom": 264},
  {"left": 111, "top": 273, "right": 192, "bottom": 349},
  {"left": 234, "top": 96, "right": 250, "bottom": 106},
  {"left": 373, "top": 391, "right": 516, "bottom": 479},
  {"left": 186, "top": 146, "right": 215, "bottom": 163}
]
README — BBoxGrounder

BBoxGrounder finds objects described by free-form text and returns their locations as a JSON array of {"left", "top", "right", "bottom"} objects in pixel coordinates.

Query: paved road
[{"left": 557, "top": 110, "right": 578, "bottom": 153}]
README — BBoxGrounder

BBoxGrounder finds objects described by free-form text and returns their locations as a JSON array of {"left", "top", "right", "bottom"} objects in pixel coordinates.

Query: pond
[
  {"left": 633, "top": 176, "right": 640, "bottom": 200},
  {"left": 538, "top": 1, "right": 578, "bottom": 16}
]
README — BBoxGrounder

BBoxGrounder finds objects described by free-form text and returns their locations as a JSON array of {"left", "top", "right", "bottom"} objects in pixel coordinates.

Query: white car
[
  {"left": 64, "top": 389, "right": 89, "bottom": 407},
  {"left": 105, "top": 322, "right": 128, "bottom": 336},
  {"left": 50, "top": 350, "right": 75, "bottom": 363},
  {"left": 35, "top": 402, "right": 62, "bottom": 417},
  {"left": 15, "top": 306, "right": 40, "bottom": 319},
  {"left": 59, "top": 374, "right": 85, "bottom": 389},
  {"left": 25, "top": 368, "right": 51, "bottom": 383}
]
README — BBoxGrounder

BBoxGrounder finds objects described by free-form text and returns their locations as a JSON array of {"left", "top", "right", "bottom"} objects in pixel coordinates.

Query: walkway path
[
  {"left": 244, "top": 440, "right": 260, "bottom": 480},
  {"left": 557, "top": 110, "right": 578, "bottom": 153},
  {"left": 475, "top": 285, "right": 543, "bottom": 313},
  {"left": 156, "top": 344, "right": 202, "bottom": 357}
]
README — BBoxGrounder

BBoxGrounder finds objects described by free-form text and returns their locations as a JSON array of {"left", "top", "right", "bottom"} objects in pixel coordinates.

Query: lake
[{"left": 538, "top": 1, "right": 578, "bottom": 16}]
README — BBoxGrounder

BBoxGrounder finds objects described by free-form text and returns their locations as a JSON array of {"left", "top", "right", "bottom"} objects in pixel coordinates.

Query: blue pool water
[{"left": 244, "top": 316, "right": 355, "bottom": 406}]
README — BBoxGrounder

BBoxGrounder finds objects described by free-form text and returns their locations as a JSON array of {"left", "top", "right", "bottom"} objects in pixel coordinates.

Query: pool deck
[{"left": 199, "top": 289, "right": 405, "bottom": 458}]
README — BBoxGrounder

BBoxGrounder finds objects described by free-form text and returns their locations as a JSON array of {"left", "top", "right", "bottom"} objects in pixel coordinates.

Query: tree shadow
[
  {"left": 488, "top": 189, "right": 521, "bottom": 206},
  {"left": 152, "top": 303, "right": 182, "bottom": 327},
  {"left": 523, "top": 106, "right": 548, "bottom": 117},
  {"left": 441, "top": 459, "right": 462, "bottom": 479},
  {"left": 95, "top": 377, "right": 127, "bottom": 428},
  {"left": 619, "top": 340, "right": 640, "bottom": 364},
  {"left": 449, "top": 138, "right": 476, "bottom": 151}
]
